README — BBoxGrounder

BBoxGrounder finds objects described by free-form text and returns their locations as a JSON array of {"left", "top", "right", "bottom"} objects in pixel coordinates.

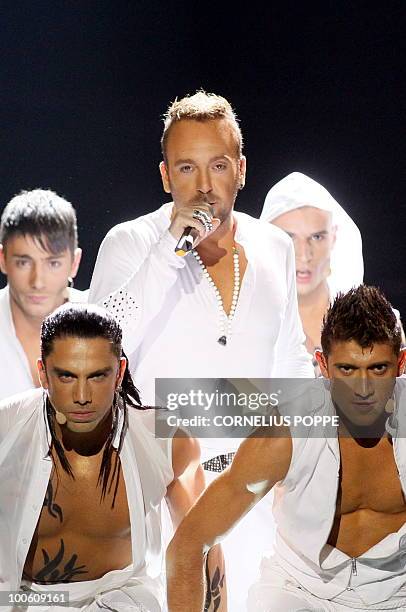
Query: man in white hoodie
[{"left": 261, "top": 172, "right": 363, "bottom": 363}]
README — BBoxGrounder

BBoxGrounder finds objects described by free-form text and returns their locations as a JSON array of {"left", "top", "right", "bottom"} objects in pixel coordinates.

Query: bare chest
[
  {"left": 337, "top": 437, "right": 406, "bottom": 515},
  {"left": 41, "top": 459, "right": 131, "bottom": 535},
  {"left": 24, "top": 455, "right": 132, "bottom": 582},
  {"left": 204, "top": 245, "right": 248, "bottom": 315}
]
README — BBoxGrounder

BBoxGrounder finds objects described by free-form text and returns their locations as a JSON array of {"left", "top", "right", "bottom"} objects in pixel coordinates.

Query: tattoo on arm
[
  {"left": 204, "top": 556, "right": 225, "bottom": 612},
  {"left": 34, "top": 539, "right": 88, "bottom": 583},
  {"left": 43, "top": 481, "right": 63, "bottom": 523}
]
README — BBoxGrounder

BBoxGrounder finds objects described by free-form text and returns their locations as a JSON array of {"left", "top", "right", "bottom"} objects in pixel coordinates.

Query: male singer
[
  {"left": 89, "top": 90, "right": 312, "bottom": 398},
  {"left": 89, "top": 90, "right": 313, "bottom": 607}
]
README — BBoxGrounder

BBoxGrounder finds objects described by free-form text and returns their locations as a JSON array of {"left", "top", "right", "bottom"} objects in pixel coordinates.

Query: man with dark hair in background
[
  {"left": 0, "top": 303, "right": 224, "bottom": 611},
  {"left": 0, "top": 189, "right": 85, "bottom": 400},
  {"left": 167, "top": 286, "right": 406, "bottom": 612},
  {"left": 89, "top": 90, "right": 313, "bottom": 607}
]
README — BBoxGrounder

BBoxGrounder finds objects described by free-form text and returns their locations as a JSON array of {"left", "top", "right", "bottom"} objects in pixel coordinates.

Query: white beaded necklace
[{"left": 192, "top": 246, "right": 240, "bottom": 346}]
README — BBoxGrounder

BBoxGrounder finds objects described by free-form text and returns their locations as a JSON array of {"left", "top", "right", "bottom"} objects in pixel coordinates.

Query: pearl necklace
[{"left": 192, "top": 246, "right": 240, "bottom": 346}]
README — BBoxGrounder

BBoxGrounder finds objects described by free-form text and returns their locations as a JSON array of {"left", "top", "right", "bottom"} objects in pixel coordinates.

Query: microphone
[{"left": 175, "top": 227, "right": 199, "bottom": 257}]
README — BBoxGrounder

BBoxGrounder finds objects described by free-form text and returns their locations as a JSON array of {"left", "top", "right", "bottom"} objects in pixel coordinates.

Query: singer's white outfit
[
  {"left": 89, "top": 202, "right": 313, "bottom": 402},
  {"left": 247, "top": 380, "right": 406, "bottom": 611},
  {"left": 0, "top": 286, "right": 87, "bottom": 401},
  {"left": 260, "top": 172, "right": 364, "bottom": 299},
  {"left": 88, "top": 201, "right": 313, "bottom": 610},
  {"left": 0, "top": 388, "right": 173, "bottom": 612}
]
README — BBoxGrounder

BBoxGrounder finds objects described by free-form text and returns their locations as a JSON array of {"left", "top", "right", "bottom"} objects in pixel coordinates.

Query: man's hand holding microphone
[{"left": 169, "top": 203, "right": 220, "bottom": 256}]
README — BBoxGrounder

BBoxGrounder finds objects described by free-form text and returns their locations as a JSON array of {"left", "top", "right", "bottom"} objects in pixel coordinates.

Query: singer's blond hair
[{"left": 161, "top": 90, "right": 243, "bottom": 161}]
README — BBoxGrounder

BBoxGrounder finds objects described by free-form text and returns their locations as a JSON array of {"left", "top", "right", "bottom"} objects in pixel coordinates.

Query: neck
[
  {"left": 9, "top": 288, "right": 69, "bottom": 336},
  {"left": 10, "top": 300, "right": 43, "bottom": 336},
  {"left": 337, "top": 408, "right": 388, "bottom": 447},
  {"left": 298, "top": 280, "right": 329, "bottom": 311},
  {"left": 55, "top": 410, "right": 113, "bottom": 456}
]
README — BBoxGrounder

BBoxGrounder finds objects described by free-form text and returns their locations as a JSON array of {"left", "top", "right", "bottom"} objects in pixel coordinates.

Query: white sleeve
[
  {"left": 271, "top": 240, "right": 314, "bottom": 378},
  {"left": 89, "top": 224, "right": 185, "bottom": 356},
  {"left": 0, "top": 399, "right": 11, "bottom": 440}
]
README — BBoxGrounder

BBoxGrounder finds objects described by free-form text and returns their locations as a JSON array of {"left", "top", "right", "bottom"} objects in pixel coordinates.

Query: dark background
[{"left": 1, "top": 2, "right": 405, "bottom": 311}]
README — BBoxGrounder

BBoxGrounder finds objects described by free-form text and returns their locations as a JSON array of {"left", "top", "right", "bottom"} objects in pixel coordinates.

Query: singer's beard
[{"left": 191, "top": 182, "right": 240, "bottom": 225}]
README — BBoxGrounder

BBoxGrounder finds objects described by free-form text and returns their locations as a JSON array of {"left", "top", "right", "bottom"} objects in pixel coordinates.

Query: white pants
[
  {"left": 247, "top": 558, "right": 406, "bottom": 611},
  {"left": 19, "top": 593, "right": 150, "bottom": 612},
  {"left": 19, "top": 571, "right": 161, "bottom": 612}
]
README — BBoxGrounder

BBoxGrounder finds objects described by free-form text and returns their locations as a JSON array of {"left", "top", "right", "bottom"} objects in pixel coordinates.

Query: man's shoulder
[
  {"left": 103, "top": 204, "right": 171, "bottom": 245},
  {"left": 0, "top": 388, "right": 43, "bottom": 420},
  {"left": 171, "top": 433, "right": 200, "bottom": 478},
  {"left": 0, "top": 285, "right": 9, "bottom": 308},
  {"left": 0, "top": 285, "right": 11, "bottom": 324},
  {"left": 126, "top": 407, "right": 174, "bottom": 489},
  {"left": 127, "top": 405, "right": 157, "bottom": 432},
  {"left": 234, "top": 210, "right": 292, "bottom": 249}
]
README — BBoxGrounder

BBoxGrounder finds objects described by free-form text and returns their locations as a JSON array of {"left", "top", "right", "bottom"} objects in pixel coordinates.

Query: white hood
[{"left": 260, "top": 171, "right": 364, "bottom": 297}]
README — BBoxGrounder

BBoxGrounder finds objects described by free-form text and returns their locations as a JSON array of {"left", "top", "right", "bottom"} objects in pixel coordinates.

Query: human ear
[
  {"left": 159, "top": 161, "right": 171, "bottom": 194},
  {"left": 0, "top": 244, "right": 7, "bottom": 275},
  {"left": 314, "top": 350, "right": 329, "bottom": 378},
  {"left": 397, "top": 348, "right": 406, "bottom": 376},
  {"left": 37, "top": 359, "right": 49, "bottom": 389},
  {"left": 70, "top": 248, "right": 82, "bottom": 279}
]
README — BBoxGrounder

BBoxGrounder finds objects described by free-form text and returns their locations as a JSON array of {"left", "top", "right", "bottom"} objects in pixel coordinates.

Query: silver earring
[{"left": 67, "top": 277, "right": 74, "bottom": 289}]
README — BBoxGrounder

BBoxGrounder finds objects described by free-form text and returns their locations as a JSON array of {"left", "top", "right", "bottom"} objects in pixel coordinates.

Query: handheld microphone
[{"left": 175, "top": 227, "right": 199, "bottom": 257}]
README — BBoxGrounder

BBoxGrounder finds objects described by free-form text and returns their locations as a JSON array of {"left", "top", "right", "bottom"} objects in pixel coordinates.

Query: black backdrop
[{"left": 1, "top": 2, "right": 405, "bottom": 313}]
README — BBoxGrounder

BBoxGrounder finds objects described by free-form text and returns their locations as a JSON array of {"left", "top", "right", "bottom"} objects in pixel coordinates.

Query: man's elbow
[{"left": 166, "top": 528, "right": 205, "bottom": 572}]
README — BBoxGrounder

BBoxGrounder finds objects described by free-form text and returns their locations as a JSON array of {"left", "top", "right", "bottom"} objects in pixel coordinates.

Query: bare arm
[
  {"left": 166, "top": 434, "right": 292, "bottom": 612},
  {"left": 166, "top": 434, "right": 227, "bottom": 611}
]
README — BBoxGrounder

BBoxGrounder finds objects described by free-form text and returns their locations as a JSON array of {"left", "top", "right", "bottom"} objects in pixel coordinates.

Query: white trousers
[
  {"left": 19, "top": 573, "right": 161, "bottom": 612},
  {"left": 247, "top": 558, "right": 406, "bottom": 611}
]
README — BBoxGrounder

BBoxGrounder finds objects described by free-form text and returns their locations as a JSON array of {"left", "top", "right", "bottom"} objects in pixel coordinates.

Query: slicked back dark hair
[
  {"left": 321, "top": 285, "right": 402, "bottom": 356},
  {"left": 0, "top": 189, "right": 78, "bottom": 254},
  {"left": 41, "top": 302, "right": 145, "bottom": 506}
]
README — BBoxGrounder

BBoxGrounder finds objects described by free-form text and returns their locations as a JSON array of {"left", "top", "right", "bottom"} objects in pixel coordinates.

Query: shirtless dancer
[
  {"left": 0, "top": 189, "right": 84, "bottom": 399},
  {"left": 0, "top": 304, "right": 224, "bottom": 611},
  {"left": 167, "top": 285, "right": 406, "bottom": 611}
]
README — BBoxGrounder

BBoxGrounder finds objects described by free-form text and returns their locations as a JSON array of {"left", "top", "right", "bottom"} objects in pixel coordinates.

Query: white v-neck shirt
[{"left": 89, "top": 203, "right": 313, "bottom": 410}]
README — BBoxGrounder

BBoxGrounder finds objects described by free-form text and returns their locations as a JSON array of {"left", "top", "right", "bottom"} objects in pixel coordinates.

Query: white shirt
[
  {"left": 272, "top": 378, "right": 406, "bottom": 606},
  {"left": 89, "top": 203, "right": 313, "bottom": 408},
  {"left": 0, "top": 286, "right": 87, "bottom": 401},
  {"left": 0, "top": 388, "right": 173, "bottom": 611}
]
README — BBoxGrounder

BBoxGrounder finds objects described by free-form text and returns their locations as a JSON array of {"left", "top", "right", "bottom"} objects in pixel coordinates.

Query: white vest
[
  {"left": 0, "top": 388, "right": 173, "bottom": 607},
  {"left": 273, "top": 379, "right": 406, "bottom": 607}
]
